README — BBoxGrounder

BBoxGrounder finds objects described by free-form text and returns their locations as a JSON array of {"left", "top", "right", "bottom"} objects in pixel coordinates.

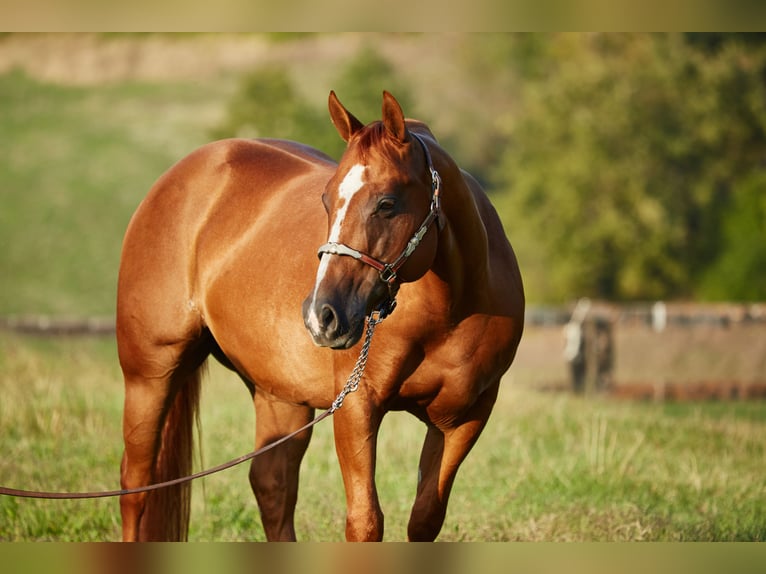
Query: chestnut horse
[{"left": 117, "top": 91, "right": 524, "bottom": 541}]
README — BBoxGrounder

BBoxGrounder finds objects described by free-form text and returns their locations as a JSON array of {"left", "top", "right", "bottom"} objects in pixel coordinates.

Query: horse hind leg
[
  {"left": 248, "top": 392, "right": 314, "bottom": 541},
  {"left": 119, "top": 337, "right": 209, "bottom": 542}
]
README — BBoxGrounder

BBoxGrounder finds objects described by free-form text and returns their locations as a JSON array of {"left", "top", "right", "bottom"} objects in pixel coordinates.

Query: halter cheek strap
[{"left": 317, "top": 133, "right": 442, "bottom": 288}]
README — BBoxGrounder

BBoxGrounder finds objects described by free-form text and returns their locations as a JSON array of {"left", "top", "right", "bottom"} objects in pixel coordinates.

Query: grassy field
[{"left": 0, "top": 331, "right": 764, "bottom": 542}]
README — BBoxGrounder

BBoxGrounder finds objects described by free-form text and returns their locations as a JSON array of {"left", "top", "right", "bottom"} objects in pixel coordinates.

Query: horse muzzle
[{"left": 302, "top": 295, "right": 366, "bottom": 349}]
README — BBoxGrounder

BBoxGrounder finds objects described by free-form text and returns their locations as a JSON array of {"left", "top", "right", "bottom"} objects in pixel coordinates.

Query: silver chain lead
[
  {"left": 330, "top": 311, "right": 385, "bottom": 413},
  {"left": 0, "top": 308, "right": 391, "bottom": 501}
]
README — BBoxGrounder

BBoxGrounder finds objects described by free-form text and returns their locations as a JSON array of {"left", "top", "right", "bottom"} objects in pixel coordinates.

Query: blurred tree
[
  {"left": 332, "top": 44, "right": 416, "bottom": 126},
  {"left": 212, "top": 45, "right": 415, "bottom": 161},
  {"left": 438, "top": 34, "right": 531, "bottom": 186},
  {"left": 492, "top": 33, "right": 766, "bottom": 302},
  {"left": 700, "top": 172, "right": 766, "bottom": 300},
  {"left": 211, "top": 66, "right": 339, "bottom": 157},
  {"left": 212, "top": 34, "right": 766, "bottom": 303}
]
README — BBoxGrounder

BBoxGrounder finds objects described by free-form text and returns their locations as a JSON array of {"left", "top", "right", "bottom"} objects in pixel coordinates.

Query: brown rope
[
  {"left": 0, "top": 409, "right": 332, "bottom": 500},
  {"left": 1, "top": 264, "right": 389, "bottom": 502}
]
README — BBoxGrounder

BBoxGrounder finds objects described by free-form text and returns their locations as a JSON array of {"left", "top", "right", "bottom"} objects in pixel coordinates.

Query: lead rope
[
  {"left": 330, "top": 309, "right": 385, "bottom": 412},
  {"left": 0, "top": 310, "right": 387, "bottom": 500}
]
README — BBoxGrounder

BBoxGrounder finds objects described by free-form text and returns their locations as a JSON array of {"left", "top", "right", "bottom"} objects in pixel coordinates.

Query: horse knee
[{"left": 345, "top": 504, "right": 384, "bottom": 541}]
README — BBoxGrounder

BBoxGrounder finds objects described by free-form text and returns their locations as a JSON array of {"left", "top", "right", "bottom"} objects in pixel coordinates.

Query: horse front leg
[
  {"left": 332, "top": 394, "right": 385, "bottom": 541},
  {"left": 407, "top": 381, "right": 500, "bottom": 541}
]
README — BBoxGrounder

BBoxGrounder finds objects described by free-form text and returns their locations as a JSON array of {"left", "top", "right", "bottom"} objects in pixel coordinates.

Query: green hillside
[{"left": 0, "top": 68, "right": 230, "bottom": 315}]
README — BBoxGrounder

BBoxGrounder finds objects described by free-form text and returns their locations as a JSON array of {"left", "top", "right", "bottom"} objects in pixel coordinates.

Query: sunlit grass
[{"left": 1, "top": 333, "right": 763, "bottom": 541}]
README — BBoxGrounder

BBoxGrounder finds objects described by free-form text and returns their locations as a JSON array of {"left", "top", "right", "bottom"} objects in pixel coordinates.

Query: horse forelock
[{"left": 349, "top": 122, "right": 406, "bottom": 164}]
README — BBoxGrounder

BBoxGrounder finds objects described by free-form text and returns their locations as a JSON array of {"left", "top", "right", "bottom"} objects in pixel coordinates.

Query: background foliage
[
  {"left": 213, "top": 33, "right": 766, "bottom": 304},
  {"left": 1, "top": 33, "right": 764, "bottom": 315},
  {"left": 492, "top": 33, "right": 766, "bottom": 302},
  {"left": 212, "top": 43, "right": 415, "bottom": 160}
]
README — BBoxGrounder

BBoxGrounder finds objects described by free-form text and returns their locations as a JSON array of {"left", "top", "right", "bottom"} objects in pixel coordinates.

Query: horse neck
[{"left": 429, "top": 153, "right": 491, "bottom": 307}]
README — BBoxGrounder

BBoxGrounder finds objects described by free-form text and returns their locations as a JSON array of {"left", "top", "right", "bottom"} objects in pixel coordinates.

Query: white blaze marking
[
  {"left": 307, "top": 164, "right": 367, "bottom": 336},
  {"left": 329, "top": 163, "right": 367, "bottom": 242}
]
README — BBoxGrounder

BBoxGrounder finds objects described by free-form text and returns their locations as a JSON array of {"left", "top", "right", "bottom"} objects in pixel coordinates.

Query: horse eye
[{"left": 376, "top": 197, "right": 397, "bottom": 212}]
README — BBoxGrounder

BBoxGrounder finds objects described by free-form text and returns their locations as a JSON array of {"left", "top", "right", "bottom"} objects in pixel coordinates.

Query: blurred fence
[
  {"left": 526, "top": 300, "right": 766, "bottom": 328},
  {"left": 519, "top": 301, "right": 766, "bottom": 401},
  {"left": 4, "top": 301, "right": 764, "bottom": 335},
  {"left": 2, "top": 302, "right": 766, "bottom": 401},
  {"left": 0, "top": 315, "right": 115, "bottom": 335}
]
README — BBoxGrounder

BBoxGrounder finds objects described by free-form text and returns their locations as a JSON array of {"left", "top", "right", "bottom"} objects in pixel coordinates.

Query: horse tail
[{"left": 139, "top": 366, "right": 203, "bottom": 541}]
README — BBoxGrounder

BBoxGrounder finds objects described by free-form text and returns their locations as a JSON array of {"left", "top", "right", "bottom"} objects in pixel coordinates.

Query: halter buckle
[{"left": 379, "top": 265, "right": 397, "bottom": 284}]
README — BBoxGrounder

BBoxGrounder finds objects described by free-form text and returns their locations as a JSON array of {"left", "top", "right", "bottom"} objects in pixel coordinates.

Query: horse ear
[
  {"left": 382, "top": 91, "right": 408, "bottom": 143},
  {"left": 328, "top": 90, "right": 364, "bottom": 142}
]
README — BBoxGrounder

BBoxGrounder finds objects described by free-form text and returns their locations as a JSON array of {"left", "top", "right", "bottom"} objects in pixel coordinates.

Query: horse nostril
[
  {"left": 319, "top": 304, "right": 338, "bottom": 332},
  {"left": 304, "top": 297, "right": 361, "bottom": 348}
]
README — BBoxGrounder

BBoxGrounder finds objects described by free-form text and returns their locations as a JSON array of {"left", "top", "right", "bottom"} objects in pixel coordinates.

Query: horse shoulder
[{"left": 414, "top": 170, "right": 524, "bottom": 415}]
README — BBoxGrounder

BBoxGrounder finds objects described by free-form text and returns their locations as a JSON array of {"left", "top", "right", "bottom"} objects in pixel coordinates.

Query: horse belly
[
  {"left": 198, "top": 178, "right": 336, "bottom": 408},
  {"left": 209, "top": 304, "right": 334, "bottom": 408}
]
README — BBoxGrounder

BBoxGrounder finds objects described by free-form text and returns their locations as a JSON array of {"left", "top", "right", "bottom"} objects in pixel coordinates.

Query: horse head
[{"left": 302, "top": 91, "right": 441, "bottom": 349}]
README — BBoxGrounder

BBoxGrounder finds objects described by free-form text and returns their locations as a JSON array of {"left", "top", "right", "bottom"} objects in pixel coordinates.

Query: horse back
[
  {"left": 122, "top": 138, "right": 333, "bottom": 257},
  {"left": 117, "top": 139, "right": 336, "bottom": 389}
]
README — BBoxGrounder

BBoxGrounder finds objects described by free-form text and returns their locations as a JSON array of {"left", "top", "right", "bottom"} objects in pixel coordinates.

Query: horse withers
[{"left": 117, "top": 91, "right": 524, "bottom": 541}]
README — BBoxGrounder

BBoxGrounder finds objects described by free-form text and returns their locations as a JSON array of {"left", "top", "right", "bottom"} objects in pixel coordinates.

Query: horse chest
[{"left": 389, "top": 314, "right": 514, "bottom": 419}]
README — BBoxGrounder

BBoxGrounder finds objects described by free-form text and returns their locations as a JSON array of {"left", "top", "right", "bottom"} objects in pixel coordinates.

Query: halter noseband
[{"left": 317, "top": 133, "right": 442, "bottom": 300}]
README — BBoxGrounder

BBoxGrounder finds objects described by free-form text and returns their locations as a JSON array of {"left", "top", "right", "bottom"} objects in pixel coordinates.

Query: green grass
[
  {"left": 0, "top": 69, "right": 231, "bottom": 316},
  {"left": 0, "top": 332, "right": 763, "bottom": 541}
]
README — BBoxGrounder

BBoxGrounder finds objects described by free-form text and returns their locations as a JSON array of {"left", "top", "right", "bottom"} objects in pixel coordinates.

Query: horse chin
[
  {"left": 308, "top": 320, "right": 364, "bottom": 350},
  {"left": 329, "top": 327, "right": 363, "bottom": 350}
]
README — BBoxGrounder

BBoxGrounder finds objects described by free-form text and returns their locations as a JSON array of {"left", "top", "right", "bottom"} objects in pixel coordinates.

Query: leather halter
[{"left": 317, "top": 133, "right": 442, "bottom": 293}]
